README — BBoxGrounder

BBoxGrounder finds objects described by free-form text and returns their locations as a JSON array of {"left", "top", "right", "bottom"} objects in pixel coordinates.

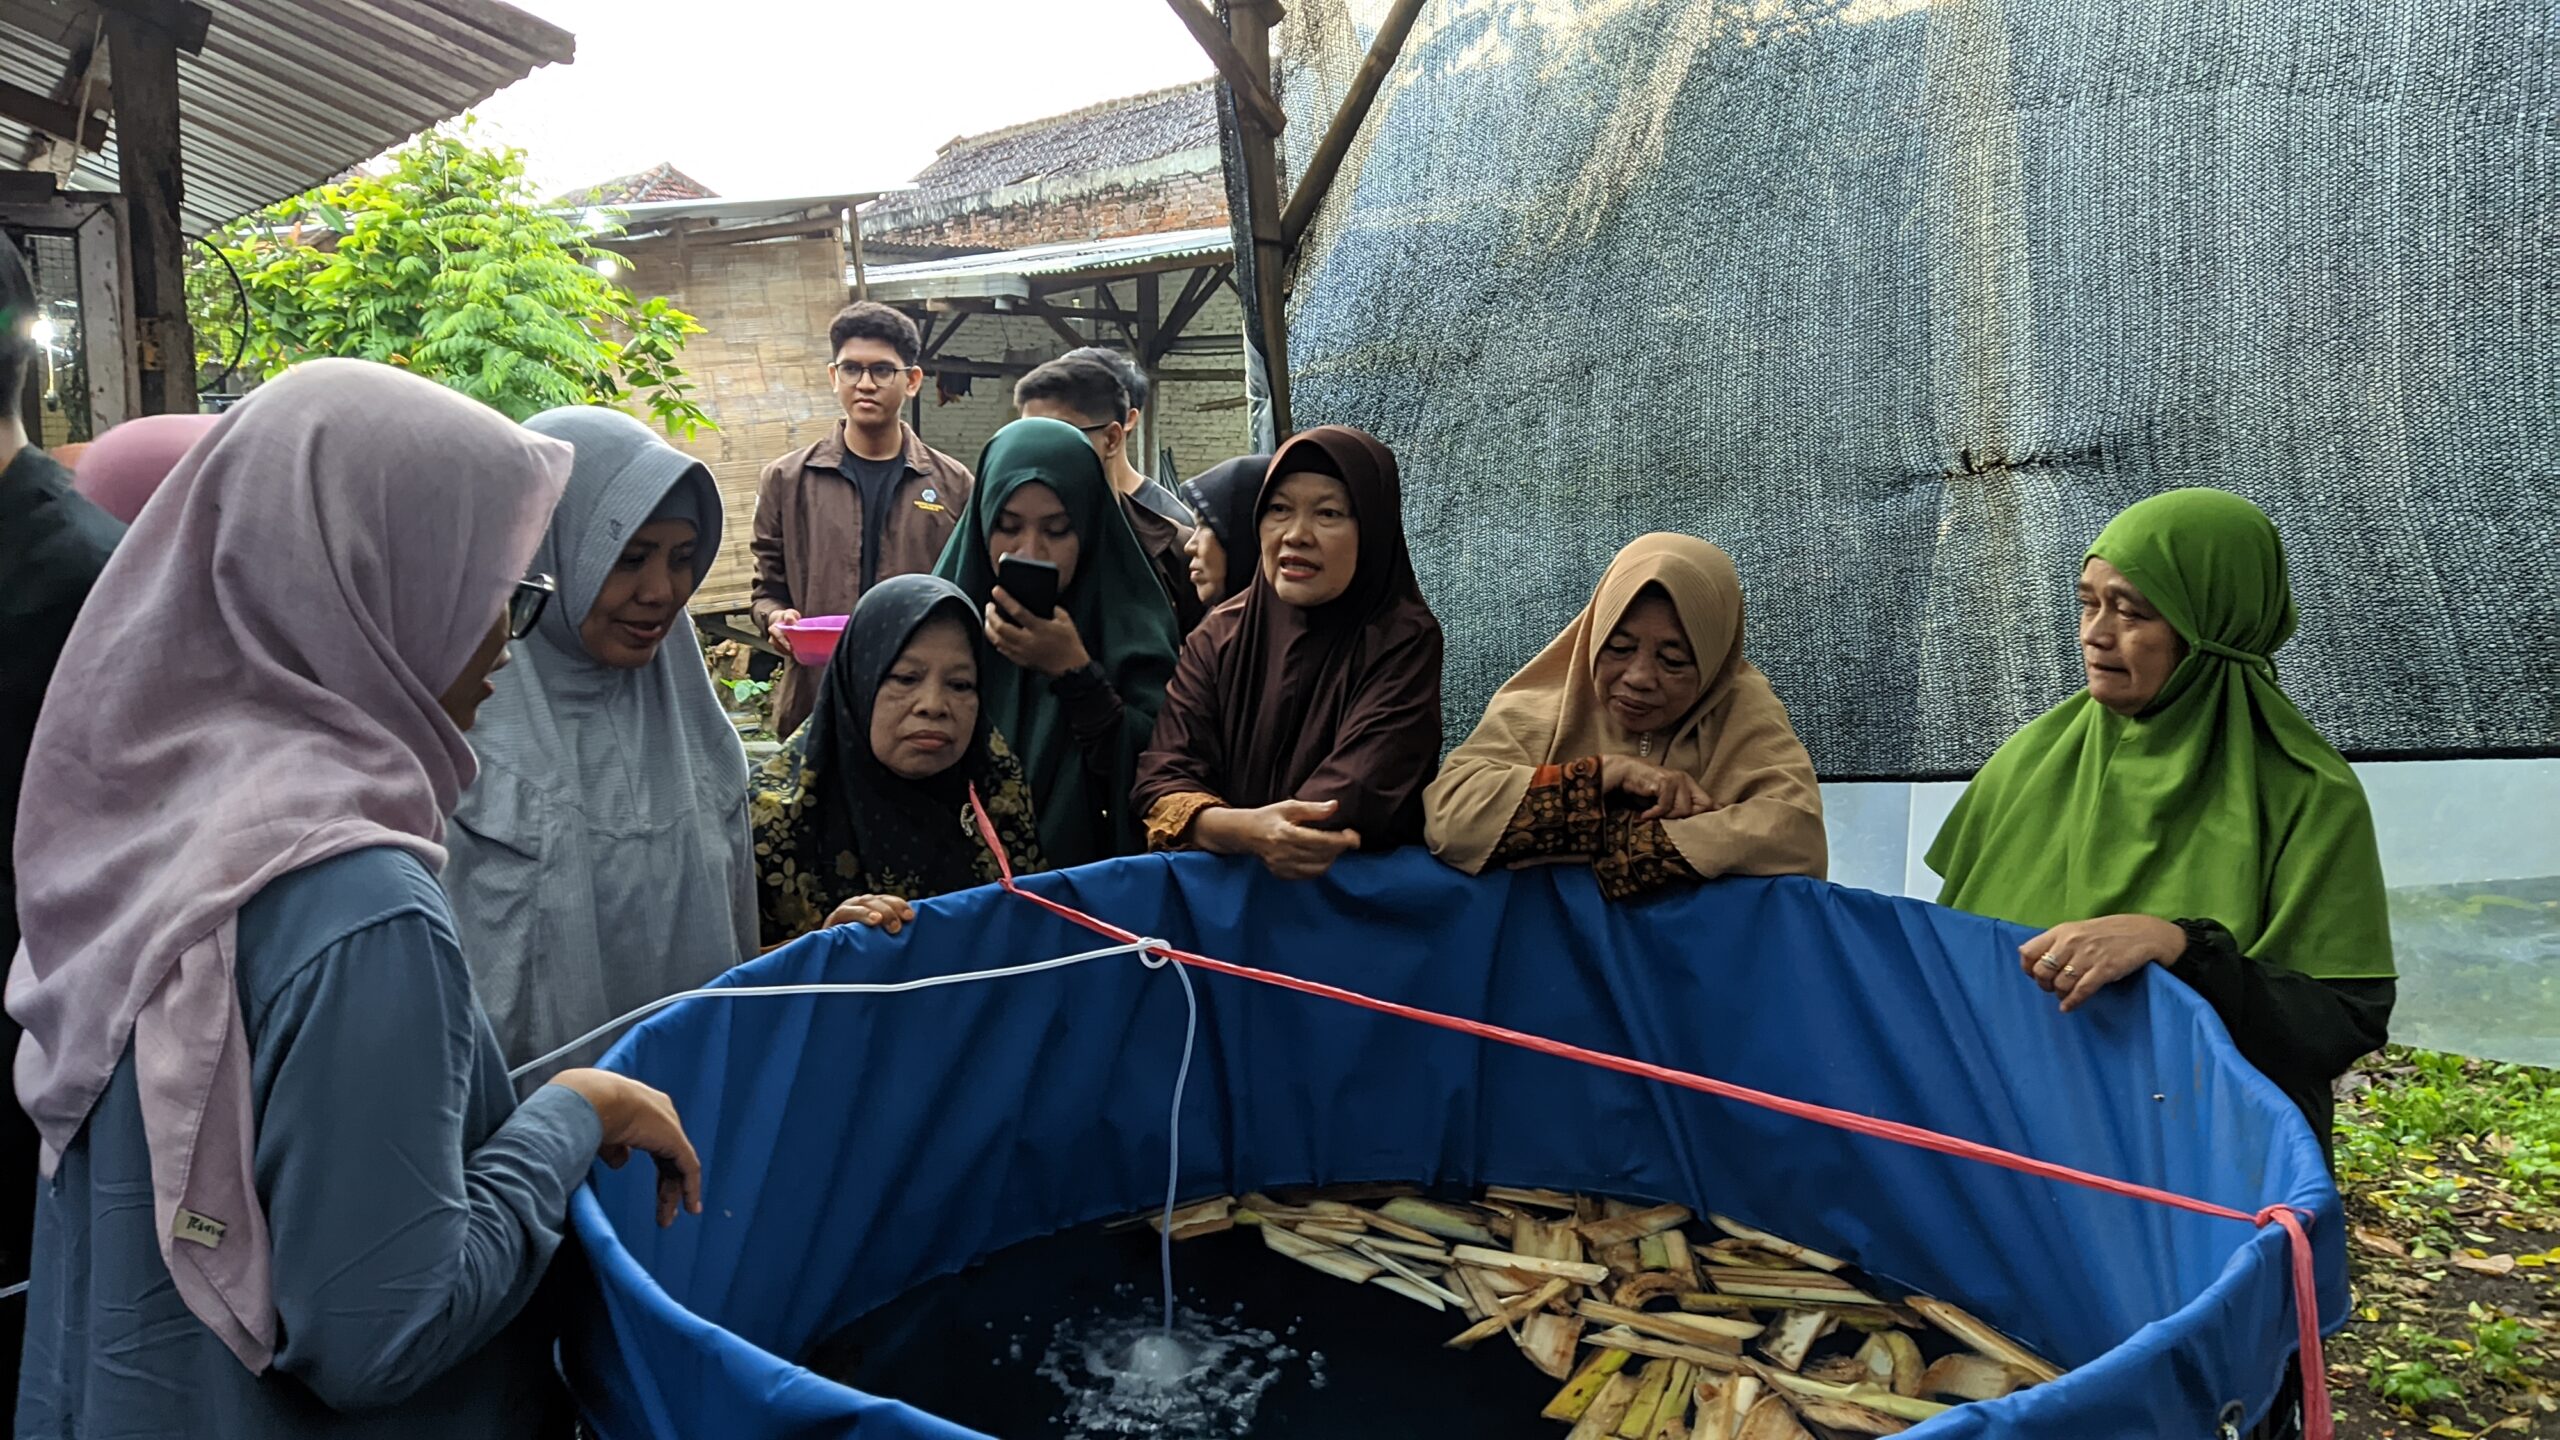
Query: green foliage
[
  {"left": 2465, "top": 1308, "right": 2539, "bottom": 1387},
  {"left": 2335, "top": 1047, "right": 2560, "bottom": 1202},
  {"left": 2370, "top": 1354, "right": 2462, "bottom": 1409},
  {"left": 187, "top": 120, "right": 712, "bottom": 436}
]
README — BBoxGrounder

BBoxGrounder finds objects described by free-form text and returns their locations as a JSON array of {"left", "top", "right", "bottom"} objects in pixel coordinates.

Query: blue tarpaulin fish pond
[{"left": 563, "top": 852, "right": 2342, "bottom": 1437}]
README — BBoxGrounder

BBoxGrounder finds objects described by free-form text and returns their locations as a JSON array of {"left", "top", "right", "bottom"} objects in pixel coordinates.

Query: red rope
[{"left": 967, "top": 791, "right": 2330, "bottom": 1437}]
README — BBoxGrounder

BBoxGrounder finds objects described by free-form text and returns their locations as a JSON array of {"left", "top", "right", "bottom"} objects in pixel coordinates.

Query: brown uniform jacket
[
  {"left": 1121, "top": 477, "right": 1206, "bottom": 635},
  {"left": 752, "top": 421, "right": 974, "bottom": 737}
]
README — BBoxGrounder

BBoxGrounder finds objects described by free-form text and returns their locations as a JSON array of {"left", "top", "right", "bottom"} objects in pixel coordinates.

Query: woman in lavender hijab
[{"left": 5, "top": 360, "right": 703, "bottom": 1437}]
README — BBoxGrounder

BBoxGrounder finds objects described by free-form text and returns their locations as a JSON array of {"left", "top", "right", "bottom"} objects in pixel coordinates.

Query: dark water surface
[{"left": 803, "top": 1221, "right": 1563, "bottom": 1438}]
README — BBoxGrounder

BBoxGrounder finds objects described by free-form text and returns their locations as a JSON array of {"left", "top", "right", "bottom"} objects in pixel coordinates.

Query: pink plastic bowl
[{"left": 775, "top": 615, "right": 848, "bottom": 668}]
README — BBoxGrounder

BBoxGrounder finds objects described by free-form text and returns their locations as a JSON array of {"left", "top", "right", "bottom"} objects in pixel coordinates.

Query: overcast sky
[{"left": 472, "top": 0, "right": 1216, "bottom": 198}]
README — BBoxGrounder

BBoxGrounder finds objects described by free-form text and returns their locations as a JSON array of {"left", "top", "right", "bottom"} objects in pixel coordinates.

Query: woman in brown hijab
[
  {"left": 1133, "top": 428, "right": 1444, "bottom": 879},
  {"left": 1423, "top": 533, "right": 1826, "bottom": 898}
]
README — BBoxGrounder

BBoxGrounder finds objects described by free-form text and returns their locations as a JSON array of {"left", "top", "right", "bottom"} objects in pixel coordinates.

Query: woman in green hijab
[
  {"left": 934, "top": 417, "right": 1180, "bottom": 866},
  {"left": 1927, "top": 488, "right": 2394, "bottom": 1145}
]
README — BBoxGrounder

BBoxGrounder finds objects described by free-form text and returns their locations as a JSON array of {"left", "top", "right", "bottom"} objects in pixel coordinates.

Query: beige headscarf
[{"left": 1425, "top": 533, "right": 1828, "bottom": 880}]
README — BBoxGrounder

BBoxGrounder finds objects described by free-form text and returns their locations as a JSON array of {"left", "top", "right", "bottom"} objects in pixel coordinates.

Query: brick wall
[
  {"left": 625, "top": 239, "right": 1251, "bottom": 618},
  {"left": 620, "top": 233, "right": 850, "bottom": 614},
  {"left": 868, "top": 170, "right": 1229, "bottom": 252}
]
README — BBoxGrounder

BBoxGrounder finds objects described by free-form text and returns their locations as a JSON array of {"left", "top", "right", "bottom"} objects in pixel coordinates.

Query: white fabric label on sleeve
[{"left": 172, "top": 1208, "right": 227, "bottom": 1249}]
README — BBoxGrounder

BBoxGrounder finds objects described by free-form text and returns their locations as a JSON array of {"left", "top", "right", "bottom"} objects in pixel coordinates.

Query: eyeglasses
[
  {"left": 829, "top": 359, "right": 912, "bottom": 386},
  {"left": 509, "top": 575, "right": 557, "bottom": 639},
  {"left": 1073, "top": 420, "right": 1121, "bottom": 435}
]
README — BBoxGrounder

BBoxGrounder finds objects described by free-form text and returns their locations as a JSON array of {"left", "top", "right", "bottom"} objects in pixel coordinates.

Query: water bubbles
[
  {"left": 1035, "top": 1298, "right": 1300, "bottom": 1438},
  {"left": 1124, "top": 1333, "right": 1195, "bottom": 1381}
]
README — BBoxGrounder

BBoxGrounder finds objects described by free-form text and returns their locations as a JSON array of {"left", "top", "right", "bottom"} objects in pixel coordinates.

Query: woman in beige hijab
[{"left": 1424, "top": 533, "right": 1826, "bottom": 897}]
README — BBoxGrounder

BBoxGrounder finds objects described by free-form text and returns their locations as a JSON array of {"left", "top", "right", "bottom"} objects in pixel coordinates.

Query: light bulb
[{"left": 28, "top": 318, "right": 56, "bottom": 346}]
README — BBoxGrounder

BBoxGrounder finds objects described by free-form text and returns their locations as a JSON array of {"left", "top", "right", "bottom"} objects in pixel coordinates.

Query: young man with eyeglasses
[
  {"left": 752, "top": 301, "right": 974, "bottom": 737},
  {"left": 1014, "top": 352, "right": 1205, "bottom": 633}
]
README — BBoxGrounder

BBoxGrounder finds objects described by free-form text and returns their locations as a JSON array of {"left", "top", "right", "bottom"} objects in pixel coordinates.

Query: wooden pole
[
  {"left": 104, "top": 9, "right": 193, "bottom": 416},
  {"left": 1227, "top": 0, "right": 1293, "bottom": 437},
  {"left": 1163, "top": 0, "right": 1290, "bottom": 138},
  {"left": 1280, "top": 0, "right": 1423, "bottom": 251},
  {"left": 1136, "top": 270, "right": 1160, "bottom": 466},
  {"left": 847, "top": 199, "right": 870, "bottom": 301}
]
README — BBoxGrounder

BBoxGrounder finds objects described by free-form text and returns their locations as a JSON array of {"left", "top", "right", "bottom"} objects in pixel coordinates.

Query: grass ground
[{"left": 2329, "top": 1048, "right": 2559, "bottom": 1437}]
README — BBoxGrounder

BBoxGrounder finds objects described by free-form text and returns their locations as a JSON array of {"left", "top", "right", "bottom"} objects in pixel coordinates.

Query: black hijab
[
  {"left": 1177, "top": 452, "right": 1273, "bottom": 606},
  {"left": 753, "top": 575, "right": 1046, "bottom": 931}
]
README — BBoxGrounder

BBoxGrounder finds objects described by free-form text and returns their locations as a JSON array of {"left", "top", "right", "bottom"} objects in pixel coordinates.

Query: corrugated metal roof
[
  {"left": 856, "top": 225, "right": 1233, "bottom": 302},
  {"left": 603, "top": 189, "right": 906, "bottom": 227},
  {"left": 0, "top": 0, "right": 574, "bottom": 235}
]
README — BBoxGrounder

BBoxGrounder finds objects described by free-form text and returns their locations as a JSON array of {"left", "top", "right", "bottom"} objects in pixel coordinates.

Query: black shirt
[
  {"left": 1, "top": 445, "right": 122, "bottom": 960},
  {"left": 0, "top": 444, "right": 120, "bottom": 1330},
  {"left": 840, "top": 451, "right": 909, "bottom": 593}
]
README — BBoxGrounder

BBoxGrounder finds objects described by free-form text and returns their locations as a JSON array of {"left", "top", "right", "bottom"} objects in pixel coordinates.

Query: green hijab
[
  {"left": 933, "top": 417, "right": 1179, "bottom": 866},
  {"left": 1926, "top": 488, "right": 2394, "bottom": 980}
]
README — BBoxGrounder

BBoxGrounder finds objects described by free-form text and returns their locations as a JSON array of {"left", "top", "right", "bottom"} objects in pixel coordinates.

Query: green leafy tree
[{"left": 189, "top": 121, "right": 711, "bottom": 436}]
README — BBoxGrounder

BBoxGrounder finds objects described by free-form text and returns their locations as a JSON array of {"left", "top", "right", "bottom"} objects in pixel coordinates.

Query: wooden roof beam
[
  {"left": 1281, "top": 0, "right": 1422, "bottom": 250},
  {"left": 1163, "top": 0, "right": 1288, "bottom": 137},
  {"left": 1020, "top": 295, "right": 1097, "bottom": 352},
  {"left": 1147, "top": 263, "right": 1231, "bottom": 365},
  {"left": 0, "top": 77, "right": 107, "bottom": 151},
  {"left": 78, "top": 0, "right": 212, "bottom": 54}
]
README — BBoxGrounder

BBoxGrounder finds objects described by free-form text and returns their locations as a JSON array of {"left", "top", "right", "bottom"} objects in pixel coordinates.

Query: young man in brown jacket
[{"left": 753, "top": 302, "right": 974, "bottom": 736}]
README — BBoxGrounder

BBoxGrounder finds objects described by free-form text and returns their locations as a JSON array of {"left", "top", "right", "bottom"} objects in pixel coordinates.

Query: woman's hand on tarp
[
  {"left": 2020, "top": 914, "right": 2191, "bottom": 1014},
  {"left": 984, "top": 590, "right": 1092, "bottom": 678},
  {"left": 547, "top": 1069, "right": 707, "bottom": 1227},
  {"left": 1596, "top": 755, "right": 1715, "bottom": 823},
  {"left": 828, "top": 894, "right": 917, "bottom": 934},
  {"left": 1194, "top": 799, "right": 1362, "bottom": 880}
]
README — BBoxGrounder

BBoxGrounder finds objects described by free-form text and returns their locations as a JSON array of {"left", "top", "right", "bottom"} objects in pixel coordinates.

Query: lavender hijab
[{"left": 3, "top": 359, "right": 570, "bottom": 1372}]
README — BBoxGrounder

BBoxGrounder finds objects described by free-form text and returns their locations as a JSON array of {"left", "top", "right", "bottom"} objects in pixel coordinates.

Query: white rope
[
  {"left": 507, "top": 937, "right": 1169, "bottom": 1082},
  {"left": 0, "top": 939, "right": 1185, "bottom": 1313},
  {"left": 1156, "top": 956, "right": 1199, "bottom": 1332}
]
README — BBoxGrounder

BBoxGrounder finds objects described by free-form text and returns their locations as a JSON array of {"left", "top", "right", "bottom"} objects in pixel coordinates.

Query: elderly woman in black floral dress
[{"left": 749, "top": 575, "right": 1045, "bottom": 943}]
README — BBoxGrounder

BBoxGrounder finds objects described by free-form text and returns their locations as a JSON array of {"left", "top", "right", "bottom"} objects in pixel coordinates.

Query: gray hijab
[{"left": 444, "top": 407, "right": 757, "bottom": 1076}]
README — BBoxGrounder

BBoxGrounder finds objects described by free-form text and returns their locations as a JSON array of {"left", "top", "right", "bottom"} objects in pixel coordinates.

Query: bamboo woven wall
[{"left": 621, "top": 233, "right": 849, "bottom": 615}]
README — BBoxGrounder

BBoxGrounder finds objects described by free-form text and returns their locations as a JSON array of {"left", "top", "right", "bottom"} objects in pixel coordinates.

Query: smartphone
[{"left": 996, "top": 554, "right": 1061, "bottom": 620}]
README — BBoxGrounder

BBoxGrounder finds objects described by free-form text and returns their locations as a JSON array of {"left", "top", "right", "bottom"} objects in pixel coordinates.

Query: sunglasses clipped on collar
[{"left": 509, "top": 575, "right": 557, "bottom": 639}]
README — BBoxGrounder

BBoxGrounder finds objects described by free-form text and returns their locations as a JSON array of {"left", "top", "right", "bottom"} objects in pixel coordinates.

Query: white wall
[{"left": 1824, "top": 759, "right": 2560, "bottom": 1066}]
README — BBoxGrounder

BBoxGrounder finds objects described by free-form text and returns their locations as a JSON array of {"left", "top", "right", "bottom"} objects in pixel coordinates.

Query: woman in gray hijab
[{"left": 445, "top": 408, "right": 758, "bottom": 1078}]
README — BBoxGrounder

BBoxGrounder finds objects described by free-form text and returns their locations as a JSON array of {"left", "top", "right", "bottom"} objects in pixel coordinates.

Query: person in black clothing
[
  {"left": 0, "top": 226, "right": 124, "bottom": 1416},
  {"left": 1015, "top": 353, "right": 1204, "bottom": 633}
]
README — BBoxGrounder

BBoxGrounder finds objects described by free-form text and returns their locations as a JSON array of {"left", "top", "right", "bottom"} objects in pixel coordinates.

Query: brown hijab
[
  {"left": 1423, "top": 533, "right": 1827, "bottom": 879},
  {"left": 1134, "top": 427, "right": 1444, "bottom": 845}
]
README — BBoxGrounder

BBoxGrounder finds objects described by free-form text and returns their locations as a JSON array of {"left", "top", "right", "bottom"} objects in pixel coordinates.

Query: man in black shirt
[
  {"left": 1016, "top": 353, "right": 1204, "bottom": 633},
  {"left": 0, "top": 227, "right": 123, "bottom": 1412}
]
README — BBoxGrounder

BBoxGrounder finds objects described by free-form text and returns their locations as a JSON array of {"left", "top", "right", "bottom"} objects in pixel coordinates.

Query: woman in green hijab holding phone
[
  {"left": 934, "top": 417, "right": 1180, "bottom": 867},
  {"left": 1928, "top": 488, "right": 2395, "bottom": 1150}
]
